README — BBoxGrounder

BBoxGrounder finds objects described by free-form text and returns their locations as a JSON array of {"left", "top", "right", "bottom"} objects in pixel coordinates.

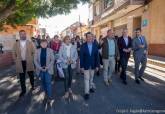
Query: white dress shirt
[
  {"left": 64, "top": 43, "right": 72, "bottom": 58},
  {"left": 123, "top": 36, "right": 128, "bottom": 46},
  {"left": 20, "top": 40, "right": 27, "bottom": 60}
]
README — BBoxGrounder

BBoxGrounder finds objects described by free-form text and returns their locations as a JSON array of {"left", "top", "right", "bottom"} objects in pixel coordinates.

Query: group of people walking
[{"left": 12, "top": 28, "right": 148, "bottom": 103}]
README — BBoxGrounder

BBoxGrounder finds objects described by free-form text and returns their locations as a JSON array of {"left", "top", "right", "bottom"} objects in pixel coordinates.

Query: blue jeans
[{"left": 40, "top": 71, "right": 52, "bottom": 98}]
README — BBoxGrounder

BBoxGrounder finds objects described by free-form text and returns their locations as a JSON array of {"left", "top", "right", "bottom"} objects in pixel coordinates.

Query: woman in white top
[{"left": 59, "top": 35, "right": 78, "bottom": 99}]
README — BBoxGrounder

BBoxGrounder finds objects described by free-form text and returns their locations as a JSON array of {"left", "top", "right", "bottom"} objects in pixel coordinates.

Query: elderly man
[{"left": 118, "top": 29, "right": 132, "bottom": 85}]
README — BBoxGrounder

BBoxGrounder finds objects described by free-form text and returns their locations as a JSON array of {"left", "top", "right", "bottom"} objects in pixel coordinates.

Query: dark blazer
[
  {"left": 80, "top": 42, "right": 99, "bottom": 70},
  {"left": 118, "top": 36, "right": 132, "bottom": 58},
  {"left": 101, "top": 36, "right": 119, "bottom": 59}
]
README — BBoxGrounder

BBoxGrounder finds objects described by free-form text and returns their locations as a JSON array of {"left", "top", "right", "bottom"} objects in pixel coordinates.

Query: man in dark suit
[
  {"left": 80, "top": 32, "right": 99, "bottom": 100},
  {"left": 118, "top": 29, "right": 132, "bottom": 85}
]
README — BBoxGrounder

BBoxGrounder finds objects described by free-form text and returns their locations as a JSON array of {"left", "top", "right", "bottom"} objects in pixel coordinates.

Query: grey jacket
[
  {"left": 34, "top": 48, "right": 55, "bottom": 75},
  {"left": 132, "top": 36, "right": 148, "bottom": 60},
  {"left": 59, "top": 43, "right": 78, "bottom": 69}
]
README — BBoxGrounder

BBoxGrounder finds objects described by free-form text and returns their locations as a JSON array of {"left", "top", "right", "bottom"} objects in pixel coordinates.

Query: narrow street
[
  {"left": 0, "top": 0, "right": 165, "bottom": 114},
  {"left": 0, "top": 64, "right": 165, "bottom": 114}
]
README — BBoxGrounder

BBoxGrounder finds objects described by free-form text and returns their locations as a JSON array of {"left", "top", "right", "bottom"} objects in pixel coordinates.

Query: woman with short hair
[
  {"left": 59, "top": 35, "right": 78, "bottom": 99},
  {"left": 34, "top": 39, "right": 55, "bottom": 103}
]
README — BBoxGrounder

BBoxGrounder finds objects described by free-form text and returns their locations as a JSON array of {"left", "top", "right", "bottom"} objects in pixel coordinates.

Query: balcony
[
  {"left": 91, "top": 0, "right": 146, "bottom": 27},
  {"left": 101, "top": 0, "right": 145, "bottom": 19},
  {"left": 93, "top": 14, "right": 101, "bottom": 24},
  {"left": 130, "top": 0, "right": 145, "bottom": 5}
]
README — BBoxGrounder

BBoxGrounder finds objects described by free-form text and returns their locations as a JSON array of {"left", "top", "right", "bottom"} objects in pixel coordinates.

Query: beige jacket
[
  {"left": 34, "top": 48, "right": 55, "bottom": 75},
  {"left": 13, "top": 40, "right": 35, "bottom": 73}
]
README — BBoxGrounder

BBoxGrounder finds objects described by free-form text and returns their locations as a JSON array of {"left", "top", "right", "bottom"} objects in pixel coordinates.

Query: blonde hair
[{"left": 63, "top": 35, "right": 70, "bottom": 43}]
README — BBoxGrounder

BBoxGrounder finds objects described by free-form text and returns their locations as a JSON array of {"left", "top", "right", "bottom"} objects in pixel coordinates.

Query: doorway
[{"left": 133, "top": 16, "right": 142, "bottom": 36}]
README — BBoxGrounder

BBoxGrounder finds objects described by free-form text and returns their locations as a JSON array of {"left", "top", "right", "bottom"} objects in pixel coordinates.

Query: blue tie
[{"left": 139, "top": 37, "right": 143, "bottom": 45}]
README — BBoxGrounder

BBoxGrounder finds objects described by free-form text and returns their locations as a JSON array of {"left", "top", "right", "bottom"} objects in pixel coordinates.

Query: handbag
[{"left": 56, "top": 59, "right": 65, "bottom": 78}]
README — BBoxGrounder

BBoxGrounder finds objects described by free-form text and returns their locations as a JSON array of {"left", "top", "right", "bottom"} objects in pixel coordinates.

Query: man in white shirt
[{"left": 13, "top": 30, "right": 35, "bottom": 98}]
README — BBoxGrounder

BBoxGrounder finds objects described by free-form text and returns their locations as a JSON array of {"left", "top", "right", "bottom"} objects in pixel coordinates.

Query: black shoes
[
  {"left": 84, "top": 88, "right": 95, "bottom": 100},
  {"left": 84, "top": 94, "right": 90, "bottom": 100},
  {"left": 122, "top": 80, "right": 127, "bottom": 85},
  {"left": 90, "top": 88, "right": 95, "bottom": 93},
  {"left": 30, "top": 87, "right": 35, "bottom": 91},
  {"left": 96, "top": 71, "right": 100, "bottom": 76},
  {"left": 19, "top": 92, "right": 26, "bottom": 98},
  {"left": 135, "top": 77, "right": 145, "bottom": 84},
  {"left": 135, "top": 79, "right": 140, "bottom": 84},
  {"left": 139, "top": 77, "right": 144, "bottom": 81}
]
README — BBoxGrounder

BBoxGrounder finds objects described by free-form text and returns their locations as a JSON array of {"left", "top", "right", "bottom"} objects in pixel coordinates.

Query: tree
[{"left": 0, "top": 0, "right": 89, "bottom": 29}]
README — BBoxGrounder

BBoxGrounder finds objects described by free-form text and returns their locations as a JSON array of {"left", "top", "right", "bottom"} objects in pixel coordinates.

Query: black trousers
[
  {"left": 115, "top": 59, "right": 121, "bottom": 73},
  {"left": 120, "top": 57, "right": 129, "bottom": 81},
  {"left": 99, "top": 53, "right": 103, "bottom": 65},
  {"left": 19, "top": 61, "right": 34, "bottom": 93},
  {"left": 63, "top": 65, "right": 73, "bottom": 92}
]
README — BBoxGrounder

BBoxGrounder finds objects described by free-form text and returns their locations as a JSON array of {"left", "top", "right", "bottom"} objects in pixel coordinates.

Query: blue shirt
[
  {"left": 87, "top": 42, "right": 93, "bottom": 56},
  {"left": 108, "top": 38, "right": 115, "bottom": 56}
]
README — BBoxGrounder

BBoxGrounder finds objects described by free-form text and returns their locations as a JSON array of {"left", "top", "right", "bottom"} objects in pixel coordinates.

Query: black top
[{"left": 40, "top": 48, "right": 47, "bottom": 67}]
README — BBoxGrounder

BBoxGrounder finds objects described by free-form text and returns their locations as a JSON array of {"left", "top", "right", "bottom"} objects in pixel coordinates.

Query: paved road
[{"left": 0, "top": 65, "right": 165, "bottom": 114}]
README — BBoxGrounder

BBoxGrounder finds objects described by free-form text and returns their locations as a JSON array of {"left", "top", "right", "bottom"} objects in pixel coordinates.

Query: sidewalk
[
  {"left": 130, "top": 55, "right": 165, "bottom": 73},
  {"left": 0, "top": 51, "right": 14, "bottom": 70}
]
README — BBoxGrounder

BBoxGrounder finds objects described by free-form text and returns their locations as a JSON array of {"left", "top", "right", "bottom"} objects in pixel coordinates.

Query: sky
[{"left": 38, "top": 4, "right": 89, "bottom": 37}]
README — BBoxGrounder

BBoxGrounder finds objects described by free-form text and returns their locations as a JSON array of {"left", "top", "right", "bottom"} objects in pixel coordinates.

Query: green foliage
[{"left": 0, "top": 0, "right": 89, "bottom": 29}]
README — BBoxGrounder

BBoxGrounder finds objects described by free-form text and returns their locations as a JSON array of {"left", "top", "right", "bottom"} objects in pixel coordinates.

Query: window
[
  {"left": 94, "top": 2, "right": 100, "bottom": 16},
  {"left": 89, "top": 6, "right": 93, "bottom": 21},
  {"left": 104, "top": 0, "right": 113, "bottom": 9}
]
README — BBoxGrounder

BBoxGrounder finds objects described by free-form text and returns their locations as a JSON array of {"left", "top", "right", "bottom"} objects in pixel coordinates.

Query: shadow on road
[{"left": 0, "top": 65, "right": 165, "bottom": 114}]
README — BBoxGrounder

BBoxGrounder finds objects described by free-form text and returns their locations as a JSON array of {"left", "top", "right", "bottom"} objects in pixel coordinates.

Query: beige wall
[
  {"left": 0, "top": 19, "right": 38, "bottom": 50},
  {"left": 149, "top": 0, "right": 165, "bottom": 44},
  {"left": 119, "top": 0, "right": 165, "bottom": 44},
  {"left": 94, "top": 26, "right": 101, "bottom": 39},
  {"left": 92, "top": 0, "right": 165, "bottom": 57}
]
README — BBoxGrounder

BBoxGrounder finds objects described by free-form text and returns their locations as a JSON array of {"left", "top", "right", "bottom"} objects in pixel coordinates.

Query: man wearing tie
[
  {"left": 80, "top": 32, "right": 99, "bottom": 100},
  {"left": 118, "top": 29, "right": 132, "bottom": 85},
  {"left": 132, "top": 28, "right": 148, "bottom": 84}
]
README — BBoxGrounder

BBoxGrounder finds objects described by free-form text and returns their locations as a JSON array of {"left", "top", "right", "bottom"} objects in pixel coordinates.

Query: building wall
[
  {"left": 92, "top": 0, "right": 165, "bottom": 57},
  {"left": 0, "top": 19, "right": 38, "bottom": 51},
  {"left": 77, "top": 25, "right": 89, "bottom": 39},
  {"left": 0, "top": 51, "right": 14, "bottom": 69},
  {"left": 147, "top": 0, "right": 165, "bottom": 57},
  {"left": 149, "top": 0, "right": 165, "bottom": 44}
]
